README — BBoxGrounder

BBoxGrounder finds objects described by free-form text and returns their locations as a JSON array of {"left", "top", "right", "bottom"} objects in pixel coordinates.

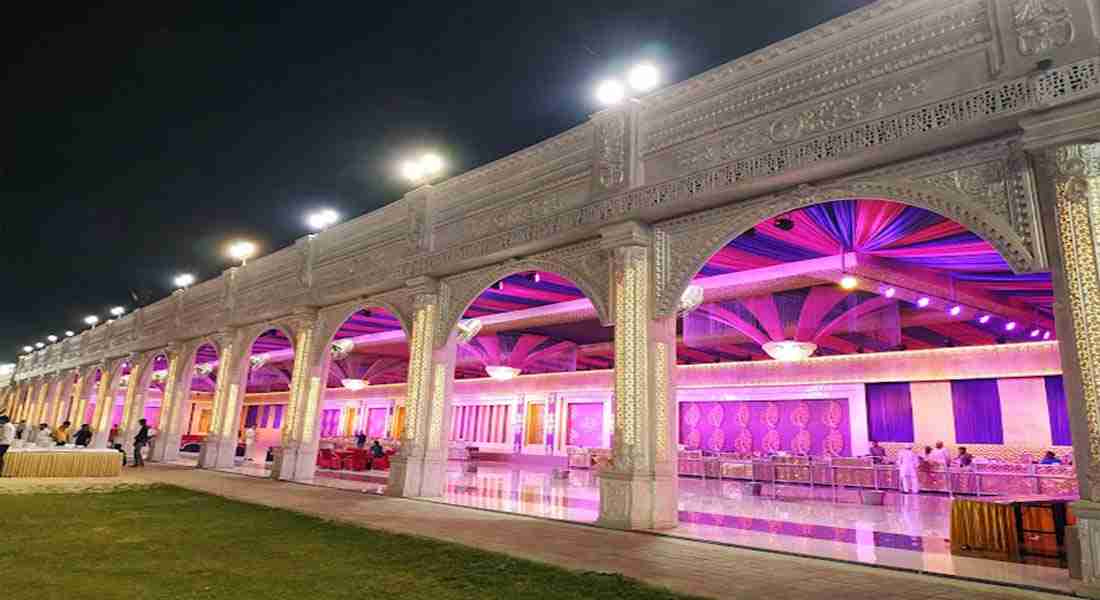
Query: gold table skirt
[
  {"left": 2, "top": 450, "right": 123, "bottom": 478},
  {"left": 950, "top": 498, "right": 1019, "bottom": 560}
]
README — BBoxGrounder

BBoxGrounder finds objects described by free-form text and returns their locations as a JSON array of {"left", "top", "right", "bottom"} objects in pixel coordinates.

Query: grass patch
[{"left": 1, "top": 485, "right": 703, "bottom": 600}]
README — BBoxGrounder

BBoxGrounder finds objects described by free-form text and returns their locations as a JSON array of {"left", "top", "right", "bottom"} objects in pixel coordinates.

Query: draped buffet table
[{"left": 1, "top": 448, "right": 124, "bottom": 478}]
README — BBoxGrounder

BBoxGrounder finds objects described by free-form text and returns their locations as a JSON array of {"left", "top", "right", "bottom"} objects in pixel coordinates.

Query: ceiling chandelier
[
  {"left": 485, "top": 365, "right": 521, "bottom": 381},
  {"left": 341, "top": 378, "right": 369, "bottom": 391},
  {"left": 761, "top": 340, "right": 817, "bottom": 362}
]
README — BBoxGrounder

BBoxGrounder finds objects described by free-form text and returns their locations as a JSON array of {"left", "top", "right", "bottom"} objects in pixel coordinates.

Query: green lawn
[{"left": 1, "top": 485, "right": 702, "bottom": 600}]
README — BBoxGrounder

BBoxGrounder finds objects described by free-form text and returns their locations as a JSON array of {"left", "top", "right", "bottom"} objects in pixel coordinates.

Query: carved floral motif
[{"left": 1013, "top": 0, "right": 1074, "bottom": 56}]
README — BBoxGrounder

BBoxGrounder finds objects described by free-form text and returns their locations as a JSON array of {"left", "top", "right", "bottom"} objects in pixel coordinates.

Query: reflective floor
[{"left": 430, "top": 462, "right": 1073, "bottom": 593}]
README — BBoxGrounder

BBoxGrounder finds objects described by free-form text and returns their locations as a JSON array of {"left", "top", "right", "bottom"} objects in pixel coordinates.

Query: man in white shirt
[
  {"left": 929, "top": 441, "right": 950, "bottom": 468},
  {"left": 35, "top": 423, "right": 54, "bottom": 448},
  {"left": 0, "top": 416, "right": 16, "bottom": 475},
  {"left": 896, "top": 445, "right": 921, "bottom": 494}
]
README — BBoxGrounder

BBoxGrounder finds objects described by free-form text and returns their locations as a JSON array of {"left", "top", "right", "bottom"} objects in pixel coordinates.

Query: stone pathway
[{"left": 93, "top": 465, "right": 1071, "bottom": 600}]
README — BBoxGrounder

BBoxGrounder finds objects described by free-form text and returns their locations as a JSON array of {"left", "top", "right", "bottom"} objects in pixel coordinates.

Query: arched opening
[
  {"left": 80, "top": 368, "right": 104, "bottom": 433},
  {"left": 309, "top": 306, "right": 409, "bottom": 492},
  {"left": 221, "top": 328, "right": 295, "bottom": 476},
  {"left": 665, "top": 198, "right": 1065, "bottom": 586},
  {"left": 439, "top": 270, "right": 613, "bottom": 522},
  {"left": 171, "top": 342, "right": 221, "bottom": 465},
  {"left": 89, "top": 361, "right": 132, "bottom": 448}
]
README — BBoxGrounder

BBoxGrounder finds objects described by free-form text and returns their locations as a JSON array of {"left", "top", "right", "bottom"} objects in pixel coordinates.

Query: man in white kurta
[
  {"left": 243, "top": 426, "right": 256, "bottom": 462},
  {"left": 896, "top": 445, "right": 921, "bottom": 494}
]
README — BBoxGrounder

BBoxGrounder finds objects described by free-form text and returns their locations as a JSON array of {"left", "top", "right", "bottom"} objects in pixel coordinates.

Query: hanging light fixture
[
  {"left": 486, "top": 365, "right": 522, "bottom": 381},
  {"left": 761, "top": 341, "right": 818, "bottom": 362},
  {"left": 678, "top": 284, "right": 705, "bottom": 315},
  {"left": 341, "top": 379, "right": 368, "bottom": 391},
  {"left": 456, "top": 319, "right": 482, "bottom": 344}
]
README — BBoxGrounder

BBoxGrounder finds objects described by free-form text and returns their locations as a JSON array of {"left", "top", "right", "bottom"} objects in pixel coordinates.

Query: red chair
[
  {"left": 316, "top": 449, "right": 341, "bottom": 470},
  {"left": 371, "top": 454, "right": 390, "bottom": 471},
  {"left": 343, "top": 451, "right": 369, "bottom": 471}
]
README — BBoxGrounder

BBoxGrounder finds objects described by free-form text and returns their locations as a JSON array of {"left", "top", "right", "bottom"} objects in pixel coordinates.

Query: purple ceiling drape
[
  {"left": 244, "top": 405, "right": 259, "bottom": 428},
  {"left": 951, "top": 379, "right": 1004, "bottom": 444},
  {"left": 865, "top": 382, "right": 915, "bottom": 443},
  {"left": 1045, "top": 375, "right": 1072, "bottom": 446}
]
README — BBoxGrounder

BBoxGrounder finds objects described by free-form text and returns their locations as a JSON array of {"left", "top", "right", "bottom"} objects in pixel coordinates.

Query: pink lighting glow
[
  {"left": 916, "top": 297, "right": 930, "bottom": 308},
  {"left": 1030, "top": 329, "right": 1041, "bottom": 338},
  {"left": 949, "top": 305, "right": 961, "bottom": 316},
  {"left": 1005, "top": 321, "right": 1017, "bottom": 331},
  {"left": 1043, "top": 331, "right": 1052, "bottom": 340},
  {"left": 979, "top": 314, "right": 992, "bottom": 324},
  {"left": 883, "top": 287, "right": 896, "bottom": 298}
]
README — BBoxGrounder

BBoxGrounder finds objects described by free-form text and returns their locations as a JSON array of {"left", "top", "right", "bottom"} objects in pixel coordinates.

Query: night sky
[{"left": 1, "top": 1, "right": 875, "bottom": 359}]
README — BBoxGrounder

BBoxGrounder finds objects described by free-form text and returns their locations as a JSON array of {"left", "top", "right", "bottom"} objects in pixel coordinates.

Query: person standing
[
  {"left": 868, "top": 441, "right": 886, "bottom": 463},
  {"left": 356, "top": 431, "right": 367, "bottom": 449},
  {"left": 35, "top": 423, "right": 54, "bottom": 448},
  {"left": 243, "top": 425, "right": 256, "bottom": 462},
  {"left": 73, "top": 424, "right": 93, "bottom": 447},
  {"left": 896, "top": 445, "right": 921, "bottom": 494},
  {"left": 929, "top": 441, "right": 950, "bottom": 467},
  {"left": 131, "top": 418, "right": 150, "bottom": 467},
  {"left": 0, "top": 416, "right": 15, "bottom": 475}
]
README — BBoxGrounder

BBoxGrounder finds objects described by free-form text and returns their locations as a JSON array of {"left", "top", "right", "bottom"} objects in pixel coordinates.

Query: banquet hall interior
[{"left": 92, "top": 198, "right": 1073, "bottom": 591}]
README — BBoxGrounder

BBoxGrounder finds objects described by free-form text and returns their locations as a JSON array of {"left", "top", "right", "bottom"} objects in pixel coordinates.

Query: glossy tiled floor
[{"left": 429, "top": 462, "right": 1073, "bottom": 593}]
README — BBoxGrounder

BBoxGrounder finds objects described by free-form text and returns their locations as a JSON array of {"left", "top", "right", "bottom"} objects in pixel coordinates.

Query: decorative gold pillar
[
  {"left": 150, "top": 345, "right": 190, "bottom": 462},
  {"left": 118, "top": 354, "right": 154, "bottom": 453},
  {"left": 387, "top": 278, "right": 456, "bottom": 498},
  {"left": 200, "top": 330, "right": 246, "bottom": 470},
  {"left": 69, "top": 370, "right": 96, "bottom": 429},
  {"left": 31, "top": 377, "right": 55, "bottom": 427},
  {"left": 597, "top": 222, "right": 679, "bottom": 530},
  {"left": 273, "top": 310, "right": 329, "bottom": 482},
  {"left": 48, "top": 371, "right": 75, "bottom": 427},
  {"left": 1034, "top": 140, "right": 1100, "bottom": 595}
]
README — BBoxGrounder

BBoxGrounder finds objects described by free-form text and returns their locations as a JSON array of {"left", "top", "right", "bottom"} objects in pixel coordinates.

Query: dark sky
[{"left": 1, "top": 1, "right": 875, "bottom": 359}]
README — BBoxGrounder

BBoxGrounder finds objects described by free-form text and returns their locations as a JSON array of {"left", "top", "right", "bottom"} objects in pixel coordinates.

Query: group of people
[
  {"left": 868, "top": 440, "right": 1070, "bottom": 494},
  {"left": 0, "top": 416, "right": 94, "bottom": 473}
]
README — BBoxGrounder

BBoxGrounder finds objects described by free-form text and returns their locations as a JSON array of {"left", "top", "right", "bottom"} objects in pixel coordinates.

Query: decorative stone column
[
  {"left": 49, "top": 371, "right": 75, "bottom": 427},
  {"left": 597, "top": 222, "right": 679, "bottom": 530},
  {"left": 69, "top": 369, "right": 95, "bottom": 429},
  {"left": 274, "top": 310, "right": 328, "bottom": 482},
  {"left": 150, "top": 345, "right": 191, "bottom": 462},
  {"left": 387, "top": 277, "right": 457, "bottom": 498},
  {"left": 1033, "top": 139, "right": 1100, "bottom": 596},
  {"left": 31, "top": 377, "right": 55, "bottom": 427},
  {"left": 200, "top": 329, "right": 247, "bottom": 470},
  {"left": 90, "top": 361, "right": 122, "bottom": 449}
]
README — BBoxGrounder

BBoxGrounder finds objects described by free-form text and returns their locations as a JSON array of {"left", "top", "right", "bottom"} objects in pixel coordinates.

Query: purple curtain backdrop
[
  {"left": 367, "top": 407, "right": 388, "bottom": 438},
  {"left": 320, "top": 409, "right": 340, "bottom": 437},
  {"left": 143, "top": 406, "right": 160, "bottom": 428},
  {"left": 1045, "top": 375, "right": 1072, "bottom": 446},
  {"left": 567, "top": 402, "right": 604, "bottom": 447},
  {"left": 272, "top": 405, "right": 284, "bottom": 429},
  {"left": 260, "top": 405, "right": 272, "bottom": 428},
  {"left": 678, "top": 400, "right": 851, "bottom": 456},
  {"left": 865, "top": 383, "right": 915, "bottom": 442},
  {"left": 244, "top": 406, "right": 259, "bottom": 428},
  {"left": 950, "top": 379, "right": 1004, "bottom": 444}
]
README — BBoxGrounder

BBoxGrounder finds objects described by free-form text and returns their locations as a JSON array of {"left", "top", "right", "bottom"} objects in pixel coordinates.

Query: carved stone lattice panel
[
  {"left": 652, "top": 177, "right": 1037, "bottom": 318},
  {"left": 1013, "top": 0, "right": 1075, "bottom": 56}
]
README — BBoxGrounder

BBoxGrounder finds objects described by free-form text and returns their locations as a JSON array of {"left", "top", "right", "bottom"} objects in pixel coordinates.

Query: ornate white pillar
[
  {"left": 32, "top": 377, "right": 56, "bottom": 427},
  {"left": 69, "top": 369, "right": 95, "bottom": 428},
  {"left": 150, "top": 344, "right": 191, "bottom": 462},
  {"left": 274, "top": 310, "right": 329, "bottom": 482},
  {"left": 597, "top": 222, "right": 679, "bottom": 530},
  {"left": 1032, "top": 137, "right": 1100, "bottom": 596},
  {"left": 48, "top": 371, "right": 75, "bottom": 427},
  {"left": 90, "top": 360, "right": 122, "bottom": 449},
  {"left": 387, "top": 278, "right": 457, "bottom": 498},
  {"left": 118, "top": 353, "right": 154, "bottom": 454},
  {"left": 200, "top": 329, "right": 247, "bottom": 470}
]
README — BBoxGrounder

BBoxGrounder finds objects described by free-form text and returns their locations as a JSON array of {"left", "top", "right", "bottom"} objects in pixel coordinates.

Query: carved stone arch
[
  {"left": 315, "top": 294, "right": 414, "bottom": 352},
  {"left": 653, "top": 177, "right": 1040, "bottom": 318},
  {"left": 133, "top": 347, "right": 173, "bottom": 390},
  {"left": 240, "top": 320, "right": 299, "bottom": 355},
  {"left": 437, "top": 246, "right": 612, "bottom": 349}
]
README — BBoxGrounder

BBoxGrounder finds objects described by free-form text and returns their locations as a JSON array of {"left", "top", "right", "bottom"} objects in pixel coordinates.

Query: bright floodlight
[
  {"left": 65, "top": 331, "right": 75, "bottom": 337},
  {"left": 949, "top": 305, "right": 961, "bottom": 317},
  {"left": 306, "top": 208, "right": 340, "bottom": 231},
  {"left": 35, "top": 342, "right": 44, "bottom": 349},
  {"left": 628, "top": 63, "right": 660, "bottom": 92},
  {"left": 421, "top": 153, "right": 444, "bottom": 175},
  {"left": 839, "top": 275, "right": 858, "bottom": 290},
  {"left": 916, "top": 297, "right": 931, "bottom": 308},
  {"left": 401, "top": 160, "right": 424, "bottom": 182},
  {"left": 883, "top": 287, "right": 896, "bottom": 298},
  {"left": 22, "top": 346, "right": 33, "bottom": 353},
  {"left": 109, "top": 306, "right": 126, "bottom": 317},
  {"left": 174, "top": 273, "right": 196, "bottom": 288},
  {"left": 84, "top": 315, "right": 99, "bottom": 326},
  {"left": 1005, "top": 321, "right": 1017, "bottom": 331},
  {"left": 596, "top": 79, "right": 626, "bottom": 105},
  {"left": 979, "top": 314, "right": 991, "bottom": 324},
  {"left": 46, "top": 335, "right": 58, "bottom": 343},
  {"left": 228, "top": 241, "right": 257, "bottom": 265}
]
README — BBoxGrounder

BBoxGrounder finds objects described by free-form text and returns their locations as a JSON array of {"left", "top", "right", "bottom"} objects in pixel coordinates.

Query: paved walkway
[{"left": 71, "top": 466, "right": 1077, "bottom": 599}]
